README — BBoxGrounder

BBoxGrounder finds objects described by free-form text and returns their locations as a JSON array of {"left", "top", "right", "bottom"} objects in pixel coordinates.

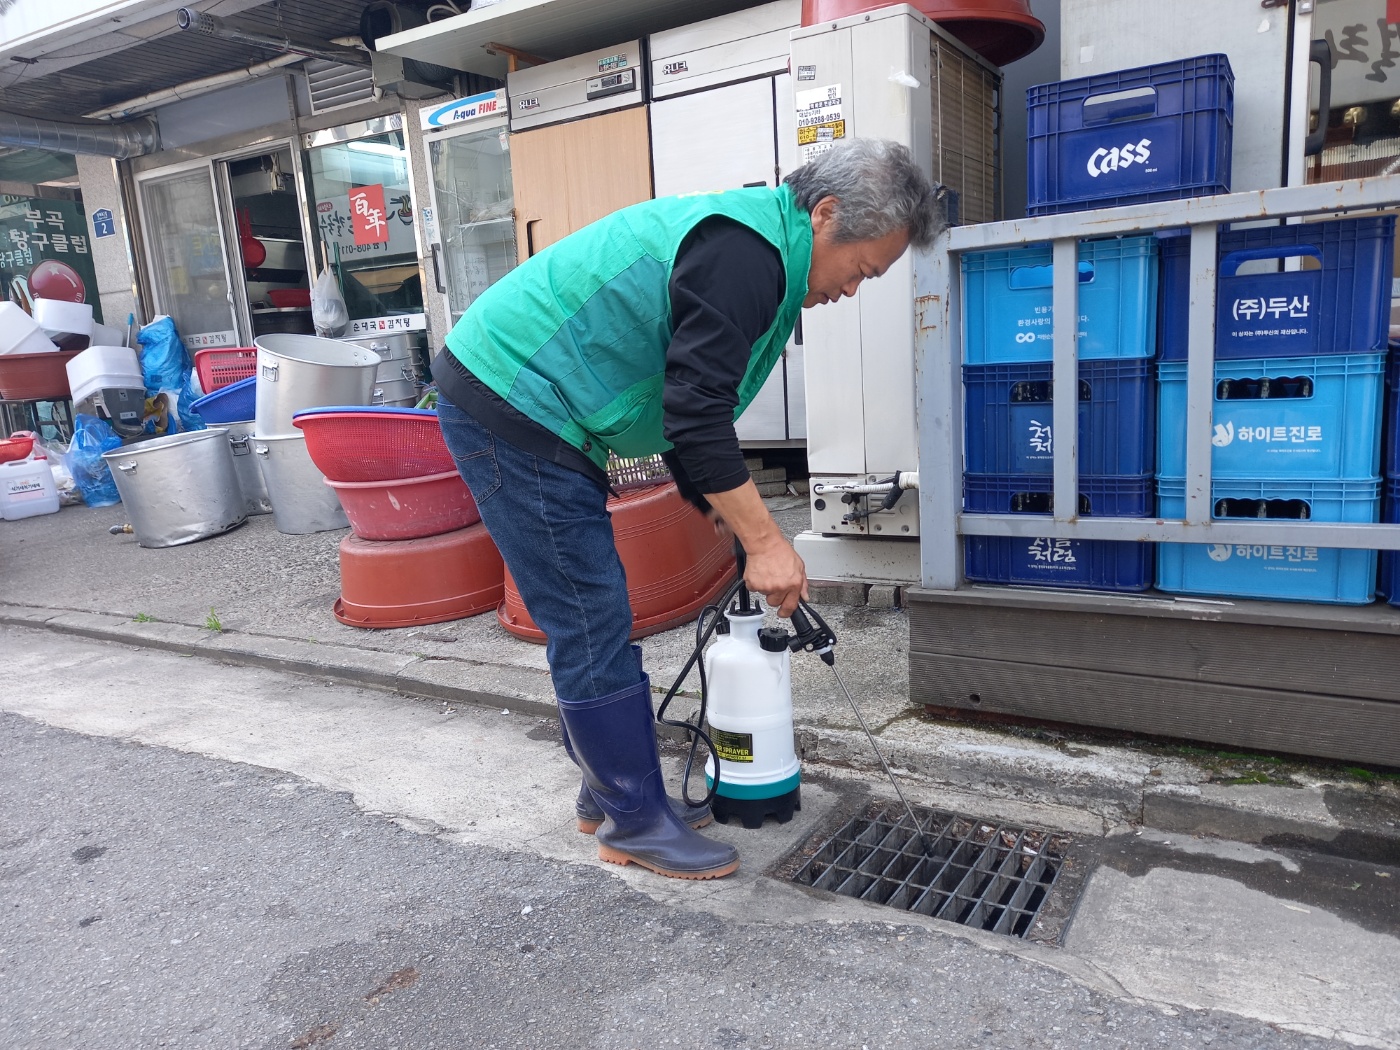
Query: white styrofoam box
[
  {"left": 0, "top": 303, "right": 58, "bottom": 355},
  {"left": 90, "top": 322, "right": 127, "bottom": 347},
  {"left": 33, "top": 298, "right": 93, "bottom": 337},
  {"left": 66, "top": 344, "right": 143, "bottom": 406},
  {"left": 0, "top": 457, "right": 60, "bottom": 520}
]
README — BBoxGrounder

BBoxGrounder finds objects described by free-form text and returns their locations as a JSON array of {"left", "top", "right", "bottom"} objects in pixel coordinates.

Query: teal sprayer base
[{"left": 705, "top": 771, "right": 801, "bottom": 829}]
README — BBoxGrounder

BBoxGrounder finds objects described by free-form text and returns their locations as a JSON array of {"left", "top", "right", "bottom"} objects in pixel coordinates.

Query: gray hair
[{"left": 783, "top": 139, "right": 948, "bottom": 249}]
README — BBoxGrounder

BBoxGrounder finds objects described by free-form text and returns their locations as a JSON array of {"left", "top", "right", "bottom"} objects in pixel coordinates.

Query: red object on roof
[{"left": 800, "top": 0, "right": 1045, "bottom": 66}]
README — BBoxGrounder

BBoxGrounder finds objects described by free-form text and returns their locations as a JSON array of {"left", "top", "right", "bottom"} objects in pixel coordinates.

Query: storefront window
[{"left": 305, "top": 129, "right": 425, "bottom": 339}]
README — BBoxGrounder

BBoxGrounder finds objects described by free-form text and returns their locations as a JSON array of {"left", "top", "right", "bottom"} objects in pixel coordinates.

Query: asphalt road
[{"left": 0, "top": 706, "right": 1354, "bottom": 1050}]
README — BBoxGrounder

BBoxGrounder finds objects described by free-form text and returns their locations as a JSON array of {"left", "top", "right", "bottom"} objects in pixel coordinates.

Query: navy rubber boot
[
  {"left": 558, "top": 674, "right": 739, "bottom": 880},
  {"left": 564, "top": 645, "right": 712, "bottom": 834}
]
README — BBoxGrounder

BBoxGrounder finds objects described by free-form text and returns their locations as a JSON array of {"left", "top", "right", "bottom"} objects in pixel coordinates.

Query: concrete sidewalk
[{"left": 2, "top": 497, "right": 1398, "bottom": 858}]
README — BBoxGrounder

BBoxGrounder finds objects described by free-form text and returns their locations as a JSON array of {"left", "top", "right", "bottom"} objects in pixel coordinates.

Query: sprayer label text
[{"left": 711, "top": 728, "right": 754, "bottom": 764}]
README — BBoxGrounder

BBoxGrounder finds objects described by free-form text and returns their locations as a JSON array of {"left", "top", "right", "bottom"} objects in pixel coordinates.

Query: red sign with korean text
[{"left": 349, "top": 184, "right": 389, "bottom": 247}]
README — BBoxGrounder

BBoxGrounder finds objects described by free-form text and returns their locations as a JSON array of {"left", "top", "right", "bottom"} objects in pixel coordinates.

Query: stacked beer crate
[
  {"left": 1154, "top": 220, "right": 1396, "bottom": 604},
  {"left": 957, "top": 54, "right": 1235, "bottom": 592}
]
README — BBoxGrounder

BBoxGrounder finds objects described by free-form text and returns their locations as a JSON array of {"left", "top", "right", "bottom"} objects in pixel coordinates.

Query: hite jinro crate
[{"left": 1026, "top": 54, "right": 1234, "bottom": 216}]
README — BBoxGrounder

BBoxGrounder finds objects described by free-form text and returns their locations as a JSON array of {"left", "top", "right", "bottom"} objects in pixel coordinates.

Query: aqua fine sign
[{"left": 420, "top": 91, "right": 505, "bottom": 131}]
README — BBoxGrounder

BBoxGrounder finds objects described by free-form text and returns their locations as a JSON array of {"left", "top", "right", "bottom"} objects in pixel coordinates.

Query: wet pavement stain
[
  {"left": 289, "top": 1022, "right": 337, "bottom": 1048},
  {"left": 71, "top": 845, "right": 106, "bottom": 864},
  {"left": 364, "top": 966, "right": 418, "bottom": 1004},
  {"left": 1083, "top": 834, "right": 1400, "bottom": 938}
]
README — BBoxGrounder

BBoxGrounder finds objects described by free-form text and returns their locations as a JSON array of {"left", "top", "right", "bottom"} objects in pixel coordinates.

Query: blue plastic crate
[
  {"left": 1157, "top": 352, "right": 1384, "bottom": 480},
  {"left": 190, "top": 375, "right": 255, "bottom": 425},
  {"left": 962, "top": 236, "right": 1159, "bottom": 363},
  {"left": 963, "top": 473, "right": 1153, "bottom": 592},
  {"left": 1380, "top": 477, "right": 1400, "bottom": 605},
  {"left": 1158, "top": 216, "right": 1396, "bottom": 361},
  {"left": 964, "top": 358, "right": 1155, "bottom": 475},
  {"left": 1027, "top": 54, "right": 1234, "bottom": 216},
  {"left": 1384, "top": 350, "right": 1400, "bottom": 478},
  {"left": 1156, "top": 476, "right": 1380, "bottom": 605}
]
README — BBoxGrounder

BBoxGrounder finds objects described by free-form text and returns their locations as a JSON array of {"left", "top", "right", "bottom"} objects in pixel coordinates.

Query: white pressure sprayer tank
[{"left": 703, "top": 608, "right": 802, "bottom": 828}]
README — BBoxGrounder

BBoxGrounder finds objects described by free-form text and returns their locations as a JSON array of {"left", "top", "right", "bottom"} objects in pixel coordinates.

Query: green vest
[{"left": 444, "top": 185, "right": 812, "bottom": 469}]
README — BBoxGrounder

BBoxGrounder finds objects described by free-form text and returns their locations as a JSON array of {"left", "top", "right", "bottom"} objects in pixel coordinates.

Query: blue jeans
[{"left": 437, "top": 394, "right": 637, "bottom": 701}]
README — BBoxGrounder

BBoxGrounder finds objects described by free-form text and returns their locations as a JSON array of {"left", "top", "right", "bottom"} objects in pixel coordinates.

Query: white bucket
[
  {"left": 0, "top": 457, "right": 60, "bottom": 520},
  {"left": 0, "top": 303, "right": 58, "bottom": 356}
]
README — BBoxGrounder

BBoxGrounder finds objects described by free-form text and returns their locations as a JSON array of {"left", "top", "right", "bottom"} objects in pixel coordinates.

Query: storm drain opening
[{"left": 788, "top": 802, "right": 1073, "bottom": 939}]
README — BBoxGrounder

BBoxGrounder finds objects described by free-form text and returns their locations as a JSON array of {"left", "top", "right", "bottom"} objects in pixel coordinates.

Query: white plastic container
[
  {"left": 90, "top": 322, "right": 127, "bottom": 347},
  {"left": 33, "top": 298, "right": 93, "bottom": 338},
  {"left": 0, "top": 457, "right": 60, "bottom": 520},
  {"left": 0, "top": 303, "right": 58, "bottom": 356},
  {"left": 66, "top": 344, "right": 143, "bottom": 406}
]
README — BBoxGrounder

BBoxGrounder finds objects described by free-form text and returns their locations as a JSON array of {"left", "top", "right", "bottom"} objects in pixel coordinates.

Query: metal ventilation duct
[{"left": 0, "top": 111, "right": 158, "bottom": 159}]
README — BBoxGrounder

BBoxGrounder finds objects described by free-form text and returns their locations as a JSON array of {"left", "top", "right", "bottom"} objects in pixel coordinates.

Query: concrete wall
[{"left": 74, "top": 153, "right": 141, "bottom": 331}]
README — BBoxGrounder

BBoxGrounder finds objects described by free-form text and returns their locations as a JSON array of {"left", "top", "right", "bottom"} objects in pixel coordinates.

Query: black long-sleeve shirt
[{"left": 431, "top": 216, "right": 786, "bottom": 502}]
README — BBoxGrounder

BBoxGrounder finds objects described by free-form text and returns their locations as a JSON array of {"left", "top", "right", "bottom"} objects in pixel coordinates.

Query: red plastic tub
[
  {"left": 335, "top": 523, "right": 504, "bottom": 628},
  {"left": 800, "top": 0, "right": 1044, "bottom": 65},
  {"left": 0, "top": 350, "right": 81, "bottom": 400},
  {"left": 498, "top": 482, "right": 737, "bottom": 642},
  {"left": 294, "top": 407, "right": 456, "bottom": 483},
  {"left": 327, "top": 469, "right": 480, "bottom": 540}
]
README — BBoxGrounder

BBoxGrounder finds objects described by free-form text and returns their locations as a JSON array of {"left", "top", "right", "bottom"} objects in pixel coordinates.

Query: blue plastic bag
[
  {"left": 137, "top": 316, "right": 192, "bottom": 395},
  {"left": 65, "top": 414, "right": 123, "bottom": 507}
]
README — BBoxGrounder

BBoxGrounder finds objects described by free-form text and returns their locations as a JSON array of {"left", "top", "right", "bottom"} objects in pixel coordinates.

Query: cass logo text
[{"left": 1086, "top": 138, "right": 1152, "bottom": 178}]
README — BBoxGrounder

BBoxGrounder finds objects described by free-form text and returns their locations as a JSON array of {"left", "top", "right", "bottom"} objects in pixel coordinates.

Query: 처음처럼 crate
[
  {"left": 962, "top": 236, "right": 1159, "bottom": 364},
  {"left": 1156, "top": 476, "right": 1380, "bottom": 605},
  {"left": 964, "top": 357, "right": 1155, "bottom": 476},
  {"left": 1158, "top": 216, "right": 1396, "bottom": 361},
  {"left": 1026, "top": 54, "right": 1234, "bottom": 216},
  {"left": 1157, "top": 352, "right": 1385, "bottom": 481},
  {"left": 963, "top": 473, "right": 1154, "bottom": 592}
]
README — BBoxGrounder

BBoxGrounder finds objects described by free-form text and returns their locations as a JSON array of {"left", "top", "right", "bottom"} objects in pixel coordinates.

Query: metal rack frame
[{"left": 918, "top": 176, "right": 1400, "bottom": 590}]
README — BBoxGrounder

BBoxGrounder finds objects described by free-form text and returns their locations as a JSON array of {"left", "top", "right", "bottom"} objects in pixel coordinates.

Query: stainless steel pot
[
  {"left": 223, "top": 420, "right": 273, "bottom": 516},
  {"left": 102, "top": 430, "right": 246, "bottom": 548},
  {"left": 254, "top": 432, "right": 349, "bottom": 535},
  {"left": 371, "top": 377, "right": 419, "bottom": 407},
  {"left": 344, "top": 333, "right": 415, "bottom": 359},
  {"left": 254, "top": 333, "right": 378, "bottom": 438}
]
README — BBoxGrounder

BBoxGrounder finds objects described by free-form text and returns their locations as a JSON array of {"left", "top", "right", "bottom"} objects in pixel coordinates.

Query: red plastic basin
[
  {"left": 800, "top": 0, "right": 1044, "bottom": 66},
  {"left": 327, "top": 469, "right": 480, "bottom": 541},
  {"left": 497, "top": 482, "right": 737, "bottom": 642},
  {"left": 295, "top": 408, "right": 456, "bottom": 483},
  {"left": 335, "top": 523, "right": 504, "bottom": 629}
]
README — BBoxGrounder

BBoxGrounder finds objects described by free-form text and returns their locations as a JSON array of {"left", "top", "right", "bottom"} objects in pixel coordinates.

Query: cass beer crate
[{"left": 1027, "top": 54, "right": 1234, "bottom": 216}]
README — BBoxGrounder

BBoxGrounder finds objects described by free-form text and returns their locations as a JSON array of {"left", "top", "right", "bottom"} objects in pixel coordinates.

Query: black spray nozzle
[
  {"left": 732, "top": 538, "right": 752, "bottom": 614},
  {"left": 789, "top": 601, "right": 836, "bottom": 665}
]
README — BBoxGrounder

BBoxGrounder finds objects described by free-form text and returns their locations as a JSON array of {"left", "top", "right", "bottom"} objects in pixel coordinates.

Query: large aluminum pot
[
  {"left": 371, "top": 377, "right": 419, "bottom": 407},
  {"left": 102, "top": 430, "right": 246, "bottom": 548},
  {"left": 254, "top": 333, "right": 378, "bottom": 438},
  {"left": 254, "top": 432, "right": 349, "bottom": 535},
  {"left": 223, "top": 420, "right": 273, "bottom": 516},
  {"left": 343, "top": 332, "right": 415, "bottom": 360}
]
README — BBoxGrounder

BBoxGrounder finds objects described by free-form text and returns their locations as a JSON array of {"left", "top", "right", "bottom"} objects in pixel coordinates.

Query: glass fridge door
[
  {"left": 138, "top": 165, "right": 241, "bottom": 349},
  {"left": 428, "top": 123, "right": 516, "bottom": 326},
  {"left": 304, "top": 129, "right": 425, "bottom": 340}
]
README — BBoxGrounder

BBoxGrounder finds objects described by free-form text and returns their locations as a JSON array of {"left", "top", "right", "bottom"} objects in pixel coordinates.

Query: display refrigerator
[{"left": 420, "top": 89, "right": 518, "bottom": 329}]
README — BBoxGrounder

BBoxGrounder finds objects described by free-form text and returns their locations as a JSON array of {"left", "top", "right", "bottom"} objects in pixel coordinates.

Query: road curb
[{"left": 5, "top": 603, "right": 1397, "bottom": 861}]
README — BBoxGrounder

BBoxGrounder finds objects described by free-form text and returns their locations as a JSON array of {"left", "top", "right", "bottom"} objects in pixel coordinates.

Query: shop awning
[{"left": 379, "top": 0, "right": 769, "bottom": 79}]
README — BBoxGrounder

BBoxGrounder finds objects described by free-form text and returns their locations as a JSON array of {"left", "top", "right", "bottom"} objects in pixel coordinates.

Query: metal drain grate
[{"left": 790, "top": 803, "right": 1070, "bottom": 938}]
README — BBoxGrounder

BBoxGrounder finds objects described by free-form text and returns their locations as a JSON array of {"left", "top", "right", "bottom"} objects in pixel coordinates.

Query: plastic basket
[
  {"left": 1158, "top": 352, "right": 1384, "bottom": 480},
  {"left": 962, "top": 236, "right": 1159, "bottom": 363},
  {"left": 292, "top": 406, "right": 456, "bottom": 483},
  {"left": 1156, "top": 476, "right": 1380, "bottom": 604},
  {"left": 963, "top": 473, "right": 1153, "bottom": 592},
  {"left": 194, "top": 347, "right": 258, "bottom": 393},
  {"left": 328, "top": 469, "right": 480, "bottom": 541},
  {"left": 191, "top": 375, "right": 255, "bottom": 425},
  {"left": 1158, "top": 216, "right": 1395, "bottom": 361},
  {"left": 1380, "top": 477, "right": 1400, "bottom": 606},
  {"left": 1027, "top": 53, "right": 1234, "bottom": 216},
  {"left": 964, "top": 357, "right": 1155, "bottom": 476}
]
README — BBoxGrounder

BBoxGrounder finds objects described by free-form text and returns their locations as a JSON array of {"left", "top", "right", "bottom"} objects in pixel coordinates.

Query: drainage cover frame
[{"left": 780, "top": 801, "right": 1086, "bottom": 943}]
